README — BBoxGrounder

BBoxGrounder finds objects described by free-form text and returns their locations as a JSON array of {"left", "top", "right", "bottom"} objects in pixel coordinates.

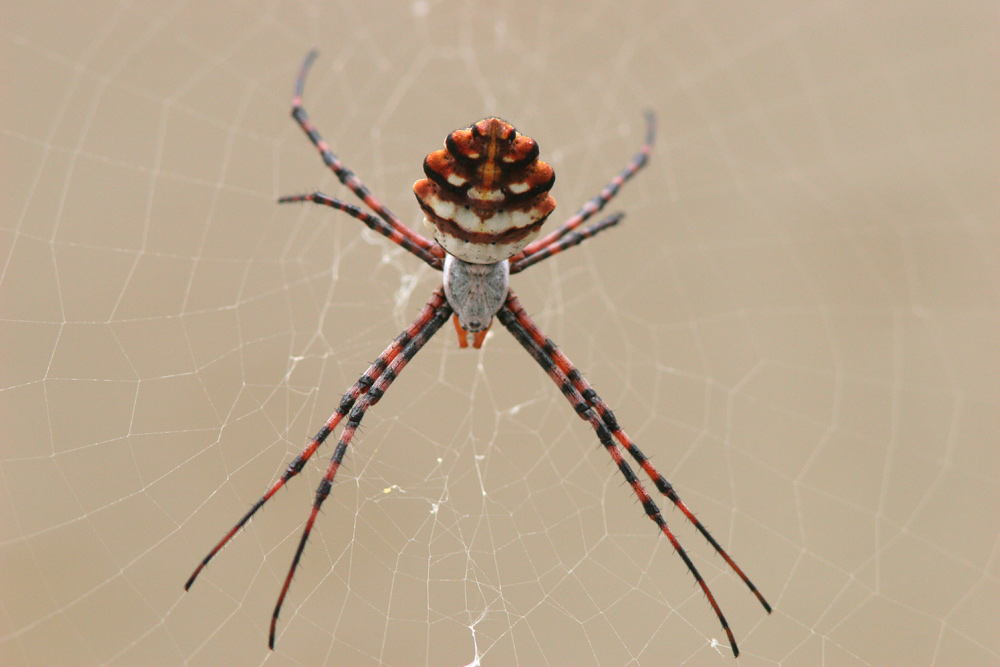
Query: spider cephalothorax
[
  {"left": 414, "top": 117, "right": 556, "bottom": 264},
  {"left": 186, "top": 50, "right": 771, "bottom": 657}
]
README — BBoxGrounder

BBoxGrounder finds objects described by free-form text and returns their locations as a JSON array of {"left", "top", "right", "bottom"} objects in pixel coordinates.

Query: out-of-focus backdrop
[{"left": 3, "top": 2, "right": 998, "bottom": 665}]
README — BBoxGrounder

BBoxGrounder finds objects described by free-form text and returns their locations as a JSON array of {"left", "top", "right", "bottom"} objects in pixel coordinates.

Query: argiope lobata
[{"left": 185, "top": 50, "right": 771, "bottom": 657}]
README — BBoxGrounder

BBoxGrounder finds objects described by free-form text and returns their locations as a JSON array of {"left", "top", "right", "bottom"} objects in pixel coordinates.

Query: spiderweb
[{"left": 2, "top": 1, "right": 998, "bottom": 665}]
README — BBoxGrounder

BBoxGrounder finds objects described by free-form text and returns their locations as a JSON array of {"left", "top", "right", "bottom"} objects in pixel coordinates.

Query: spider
[{"left": 185, "top": 50, "right": 771, "bottom": 657}]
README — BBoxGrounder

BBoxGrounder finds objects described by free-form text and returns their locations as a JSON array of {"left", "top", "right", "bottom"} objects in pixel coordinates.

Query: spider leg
[
  {"left": 498, "top": 289, "right": 757, "bottom": 658},
  {"left": 502, "top": 293, "right": 772, "bottom": 616},
  {"left": 269, "top": 289, "right": 453, "bottom": 649},
  {"left": 185, "top": 288, "right": 450, "bottom": 592},
  {"left": 510, "top": 111, "right": 655, "bottom": 266},
  {"left": 279, "top": 192, "right": 444, "bottom": 269},
  {"left": 287, "top": 50, "right": 444, "bottom": 263},
  {"left": 510, "top": 212, "right": 623, "bottom": 274}
]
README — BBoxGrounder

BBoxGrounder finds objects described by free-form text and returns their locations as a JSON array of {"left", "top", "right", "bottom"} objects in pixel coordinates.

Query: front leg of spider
[{"left": 186, "top": 50, "right": 769, "bottom": 656}]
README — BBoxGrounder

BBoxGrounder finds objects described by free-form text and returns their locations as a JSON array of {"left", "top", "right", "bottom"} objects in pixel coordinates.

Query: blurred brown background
[{"left": 2, "top": 2, "right": 998, "bottom": 666}]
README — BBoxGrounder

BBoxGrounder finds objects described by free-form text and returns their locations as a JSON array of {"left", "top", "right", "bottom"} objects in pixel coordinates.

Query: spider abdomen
[
  {"left": 442, "top": 254, "right": 509, "bottom": 332},
  {"left": 414, "top": 118, "right": 556, "bottom": 264}
]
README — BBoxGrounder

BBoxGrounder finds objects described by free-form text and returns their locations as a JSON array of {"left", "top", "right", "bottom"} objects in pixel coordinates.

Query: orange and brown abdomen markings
[{"left": 413, "top": 118, "right": 556, "bottom": 264}]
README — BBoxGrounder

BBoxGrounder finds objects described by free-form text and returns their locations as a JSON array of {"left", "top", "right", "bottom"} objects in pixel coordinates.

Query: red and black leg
[
  {"left": 278, "top": 191, "right": 443, "bottom": 269},
  {"left": 284, "top": 50, "right": 444, "bottom": 266},
  {"left": 501, "top": 292, "right": 772, "bottom": 616},
  {"left": 511, "top": 111, "right": 655, "bottom": 268},
  {"left": 186, "top": 288, "right": 451, "bottom": 594},
  {"left": 498, "top": 289, "right": 769, "bottom": 657},
  {"left": 510, "top": 212, "right": 623, "bottom": 274},
  {"left": 268, "top": 288, "right": 452, "bottom": 648}
]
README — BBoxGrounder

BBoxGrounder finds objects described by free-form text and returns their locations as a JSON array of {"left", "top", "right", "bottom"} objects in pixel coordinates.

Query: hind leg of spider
[
  {"left": 510, "top": 212, "right": 623, "bottom": 274},
  {"left": 278, "top": 191, "right": 443, "bottom": 269},
  {"left": 268, "top": 290, "right": 453, "bottom": 649},
  {"left": 510, "top": 111, "right": 655, "bottom": 266},
  {"left": 498, "top": 290, "right": 757, "bottom": 657},
  {"left": 288, "top": 50, "right": 442, "bottom": 261},
  {"left": 185, "top": 288, "right": 450, "bottom": 592}
]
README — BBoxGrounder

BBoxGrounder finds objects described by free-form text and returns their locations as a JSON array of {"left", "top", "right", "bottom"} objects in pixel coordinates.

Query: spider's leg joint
[
  {"left": 357, "top": 372, "right": 376, "bottom": 390},
  {"left": 338, "top": 393, "right": 358, "bottom": 413},
  {"left": 618, "top": 460, "right": 640, "bottom": 486},
  {"left": 655, "top": 478, "right": 674, "bottom": 496},
  {"left": 367, "top": 384, "right": 385, "bottom": 403},
  {"left": 336, "top": 167, "right": 357, "bottom": 186},
  {"left": 286, "top": 455, "right": 307, "bottom": 477},
  {"left": 642, "top": 498, "right": 660, "bottom": 518},
  {"left": 599, "top": 407, "right": 619, "bottom": 430}
]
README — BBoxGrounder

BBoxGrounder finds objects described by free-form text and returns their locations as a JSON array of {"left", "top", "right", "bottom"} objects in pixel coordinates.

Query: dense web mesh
[{"left": 2, "top": 2, "right": 998, "bottom": 666}]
